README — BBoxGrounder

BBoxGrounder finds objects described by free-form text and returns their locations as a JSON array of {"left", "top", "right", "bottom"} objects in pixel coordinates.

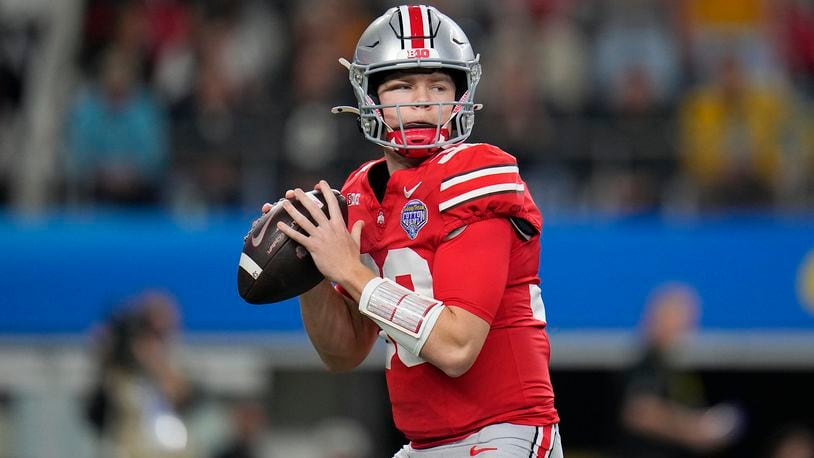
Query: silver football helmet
[{"left": 333, "top": 5, "right": 482, "bottom": 158}]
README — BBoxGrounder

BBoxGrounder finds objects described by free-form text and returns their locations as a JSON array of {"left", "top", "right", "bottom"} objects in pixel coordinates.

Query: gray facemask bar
[
  {"left": 349, "top": 57, "right": 481, "bottom": 150},
  {"left": 361, "top": 100, "right": 470, "bottom": 150}
]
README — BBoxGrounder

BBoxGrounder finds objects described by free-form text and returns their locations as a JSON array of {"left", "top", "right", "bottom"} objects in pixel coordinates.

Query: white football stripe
[
  {"left": 440, "top": 165, "right": 519, "bottom": 191},
  {"left": 399, "top": 6, "right": 412, "bottom": 41},
  {"left": 420, "top": 5, "right": 430, "bottom": 38},
  {"left": 239, "top": 252, "right": 263, "bottom": 279},
  {"left": 439, "top": 183, "right": 524, "bottom": 211},
  {"left": 437, "top": 143, "right": 479, "bottom": 164}
]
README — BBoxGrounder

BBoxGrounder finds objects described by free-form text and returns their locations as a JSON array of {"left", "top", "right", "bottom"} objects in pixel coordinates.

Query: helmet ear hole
[
  {"left": 367, "top": 73, "right": 385, "bottom": 104},
  {"left": 450, "top": 70, "right": 468, "bottom": 100}
]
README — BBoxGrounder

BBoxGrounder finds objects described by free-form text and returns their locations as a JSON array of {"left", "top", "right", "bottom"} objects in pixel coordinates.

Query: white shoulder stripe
[
  {"left": 439, "top": 183, "right": 524, "bottom": 211},
  {"left": 352, "top": 160, "right": 378, "bottom": 180},
  {"left": 440, "top": 165, "right": 519, "bottom": 191},
  {"left": 437, "top": 143, "right": 481, "bottom": 164}
]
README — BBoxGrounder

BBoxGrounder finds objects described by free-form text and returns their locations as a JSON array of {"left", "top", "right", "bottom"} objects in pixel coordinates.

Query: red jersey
[{"left": 340, "top": 143, "right": 559, "bottom": 448}]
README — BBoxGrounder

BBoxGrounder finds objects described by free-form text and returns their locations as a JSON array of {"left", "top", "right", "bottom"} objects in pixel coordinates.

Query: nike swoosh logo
[
  {"left": 403, "top": 182, "right": 422, "bottom": 198},
  {"left": 251, "top": 213, "right": 274, "bottom": 248},
  {"left": 469, "top": 446, "right": 498, "bottom": 456}
]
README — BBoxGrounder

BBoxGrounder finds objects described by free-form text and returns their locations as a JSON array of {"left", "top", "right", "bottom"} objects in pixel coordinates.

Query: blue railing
[{"left": 1, "top": 211, "right": 812, "bottom": 334}]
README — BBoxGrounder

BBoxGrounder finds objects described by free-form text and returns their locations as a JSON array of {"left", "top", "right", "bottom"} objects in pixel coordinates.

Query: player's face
[{"left": 376, "top": 72, "right": 456, "bottom": 130}]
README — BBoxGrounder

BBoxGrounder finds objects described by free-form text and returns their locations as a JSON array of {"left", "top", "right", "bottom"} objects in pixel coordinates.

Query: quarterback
[{"left": 271, "top": 5, "right": 563, "bottom": 457}]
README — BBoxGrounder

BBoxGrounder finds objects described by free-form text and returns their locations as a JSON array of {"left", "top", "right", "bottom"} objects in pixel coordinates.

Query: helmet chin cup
[{"left": 387, "top": 127, "right": 450, "bottom": 158}]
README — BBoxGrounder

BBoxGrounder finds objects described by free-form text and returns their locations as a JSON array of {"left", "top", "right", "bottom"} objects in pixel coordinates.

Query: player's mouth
[{"left": 402, "top": 122, "right": 437, "bottom": 129}]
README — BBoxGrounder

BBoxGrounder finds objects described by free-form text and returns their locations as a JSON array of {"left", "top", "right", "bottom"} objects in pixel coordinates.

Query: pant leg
[{"left": 392, "top": 423, "right": 564, "bottom": 458}]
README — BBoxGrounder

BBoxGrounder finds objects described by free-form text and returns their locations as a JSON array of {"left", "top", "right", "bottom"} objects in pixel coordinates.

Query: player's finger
[
  {"left": 284, "top": 189, "right": 295, "bottom": 199},
  {"left": 281, "top": 199, "right": 318, "bottom": 234},
  {"left": 294, "top": 188, "right": 329, "bottom": 226},
  {"left": 318, "top": 180, "right": 344, "bottom": 224},
  {"left": 261, "top": 203, "right": 272, "bottom": 214},
  {"left": 350, "top": 220, "right": 364, "bottom": 247},
  {"left": 276, "top": 221, "right": 310, "bottom": 247}
]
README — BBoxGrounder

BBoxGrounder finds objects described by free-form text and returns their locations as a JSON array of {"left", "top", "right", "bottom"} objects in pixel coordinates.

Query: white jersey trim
[
  {"left": 440, "top": 165, "right": 519, "bottom": 191},
  {"left": 437, "top": 143, "right": 481, "bottom": 164},
  {"left": 439, "top": 183, "right": 525, "bottom": 212}
]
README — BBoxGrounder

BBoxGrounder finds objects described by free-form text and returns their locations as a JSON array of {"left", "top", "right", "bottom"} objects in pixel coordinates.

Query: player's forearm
[
  {"left": 356, "top": 275, "right": 490, "bottom": 378},
  {"left": 419, "top": 306, "right": 489, "bottom": 377},
  {"left": 300, "top": 279, "right": 377, "bottom": 372},
  {"left": 334, "top": 262, "right": 377, "bottom": 303}
]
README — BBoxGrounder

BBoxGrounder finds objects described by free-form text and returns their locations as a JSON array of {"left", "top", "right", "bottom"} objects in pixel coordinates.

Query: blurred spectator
[
  {"left": 777, "top": 0, "right": 814, "bottom": 97},
  {"left": 279, "top": 0, "right": 370, "bottom": 190},
  {"left": 0, "top": 17, "right": 37, "bottom": 205},
  {"left": 618, "top": 283, "right": 743, "bottom": 457},
  {"left": 679, "top": 53, "right": 792, "bottom": 210},
  {"left": 80, "top": 0, "right": 191, "bottom": 81},
  {"left": 214, "top": 398, "right": 268, "bottom": 458},
  {"left": 85, "top": 290, "right": 195, "bottom": 458},
  {"left": 169, "top": 0, "right": 284, "bottom": 211},
  {"left": 533, "top": 3, "right": 589, "bottom": 114},
  {"left": 584, "top": 63, "right": 677, "bottom": 215},
  {"left": 65, "top": 45, "right": 168, "bottom": 205},
  {"left": 681, "top": 0, "right": 782, "bottom": 86},
  {"left": 593, "top": 0, "right": 681, "bottom": 110},
  {"left": 478, "top": 8, "right": 551, "bottom": 161},
  {"left": 768, "top": 425, "right": 814, "bottom": 458}
]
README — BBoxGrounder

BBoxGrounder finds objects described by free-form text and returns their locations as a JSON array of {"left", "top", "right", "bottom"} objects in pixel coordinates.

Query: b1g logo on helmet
[
  {"left": 407, "top": 48, "right": 431, "bottom": 58},
  {"left": 401, "top": 199, "right": 428, "bottom": 240}
]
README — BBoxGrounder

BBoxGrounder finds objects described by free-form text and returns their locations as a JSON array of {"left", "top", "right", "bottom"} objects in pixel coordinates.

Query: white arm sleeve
[{"left": 358, "top": 277, "right": 445, "bottom": 356}]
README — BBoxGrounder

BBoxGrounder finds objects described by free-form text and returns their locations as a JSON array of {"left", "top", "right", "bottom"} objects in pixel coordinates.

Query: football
[{"left": 237, "top": 189, "right": 348, "bottom": 304}]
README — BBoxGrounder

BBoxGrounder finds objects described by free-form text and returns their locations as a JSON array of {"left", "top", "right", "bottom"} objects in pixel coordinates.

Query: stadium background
[{"left": 1, "top": 0, "right": 813, "bottom": 456}]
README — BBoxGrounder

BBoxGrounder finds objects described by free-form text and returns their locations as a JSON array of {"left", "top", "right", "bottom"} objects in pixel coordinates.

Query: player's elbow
[
  {"left": 433, "top": 346, "right": 478, "bottom": 378},
  {"left": 324, "top": 361, "right": 356, "bottom": 374},
  {"left": 318, "top": 352, "right": 366, "bottom": 374},
  {"left": 321, "top": 357, "right": 360, "bottom": 374}
]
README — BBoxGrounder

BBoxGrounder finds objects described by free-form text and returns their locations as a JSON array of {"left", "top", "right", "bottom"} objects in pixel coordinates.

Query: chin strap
[{"left": 386, "top": 127, "right": 450, "bottom": 158}]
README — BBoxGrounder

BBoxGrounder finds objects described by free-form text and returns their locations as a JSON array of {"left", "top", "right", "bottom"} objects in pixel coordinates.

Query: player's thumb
[{"left": 351, "top": 220, "right": 364, "bottom": 247}]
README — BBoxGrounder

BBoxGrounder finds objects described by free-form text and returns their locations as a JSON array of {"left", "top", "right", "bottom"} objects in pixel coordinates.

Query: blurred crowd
[
  {"left": 80, "top": 290, "right": 377, "bottom": 458},
  {"left": 1, "top": 0, "right": 814, "bottom": 216}
]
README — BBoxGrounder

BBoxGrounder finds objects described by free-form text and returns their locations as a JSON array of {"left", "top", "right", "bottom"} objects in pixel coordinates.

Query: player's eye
[{"left": 384, "top": 81, "right": 411, "bottom": 91}]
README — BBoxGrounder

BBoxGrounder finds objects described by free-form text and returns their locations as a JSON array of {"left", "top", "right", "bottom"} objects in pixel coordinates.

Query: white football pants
[{"left": 393, "top": 423, "right": 563, "bottom": 458}]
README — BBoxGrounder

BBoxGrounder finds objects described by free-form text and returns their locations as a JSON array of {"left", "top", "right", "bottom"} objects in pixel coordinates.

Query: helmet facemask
[{"left": 357, "top": 66, "right": 479, "bottom": 158}]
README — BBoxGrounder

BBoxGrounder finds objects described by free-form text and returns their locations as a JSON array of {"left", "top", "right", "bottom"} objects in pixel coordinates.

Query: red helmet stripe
[{"left": 408, "top": 5, "right": 426, "bottom": 49}]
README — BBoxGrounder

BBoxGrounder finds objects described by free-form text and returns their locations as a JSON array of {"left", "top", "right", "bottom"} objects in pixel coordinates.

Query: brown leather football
[{"left": 237, "top": 189, "right": 348, "bottom": 304}]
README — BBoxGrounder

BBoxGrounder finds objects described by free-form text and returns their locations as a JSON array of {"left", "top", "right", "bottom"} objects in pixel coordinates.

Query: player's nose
[{"left": 411, "top": 84, "right": 433, "bottom": 109}]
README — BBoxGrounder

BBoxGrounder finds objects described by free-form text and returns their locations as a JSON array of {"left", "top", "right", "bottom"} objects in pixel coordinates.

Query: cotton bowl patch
[{"left": 401, "top": 199, "right": 428, "bottom": 239}]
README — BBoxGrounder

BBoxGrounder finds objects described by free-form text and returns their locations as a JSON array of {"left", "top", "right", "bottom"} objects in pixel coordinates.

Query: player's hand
[
  {"left": 693, "top": 403, "right": 744, "bottom": 450},
  {"left": 276, "top": 180, "right": 371, "bottom": 289}
]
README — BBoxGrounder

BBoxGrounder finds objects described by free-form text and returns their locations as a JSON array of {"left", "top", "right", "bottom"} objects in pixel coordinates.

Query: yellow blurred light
[{"left": 798, "top": 250, "right": 814, "bottom": 315}]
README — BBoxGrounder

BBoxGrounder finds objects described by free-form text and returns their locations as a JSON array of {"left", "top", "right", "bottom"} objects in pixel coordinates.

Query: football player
[{"left": 268, "top": 5, "right": 563, "bottom": 457}]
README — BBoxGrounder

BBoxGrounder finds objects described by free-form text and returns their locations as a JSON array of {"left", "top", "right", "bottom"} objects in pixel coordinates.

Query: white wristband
[{"left": 358, "top": 277, "right": 445, "bottom": 356}]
